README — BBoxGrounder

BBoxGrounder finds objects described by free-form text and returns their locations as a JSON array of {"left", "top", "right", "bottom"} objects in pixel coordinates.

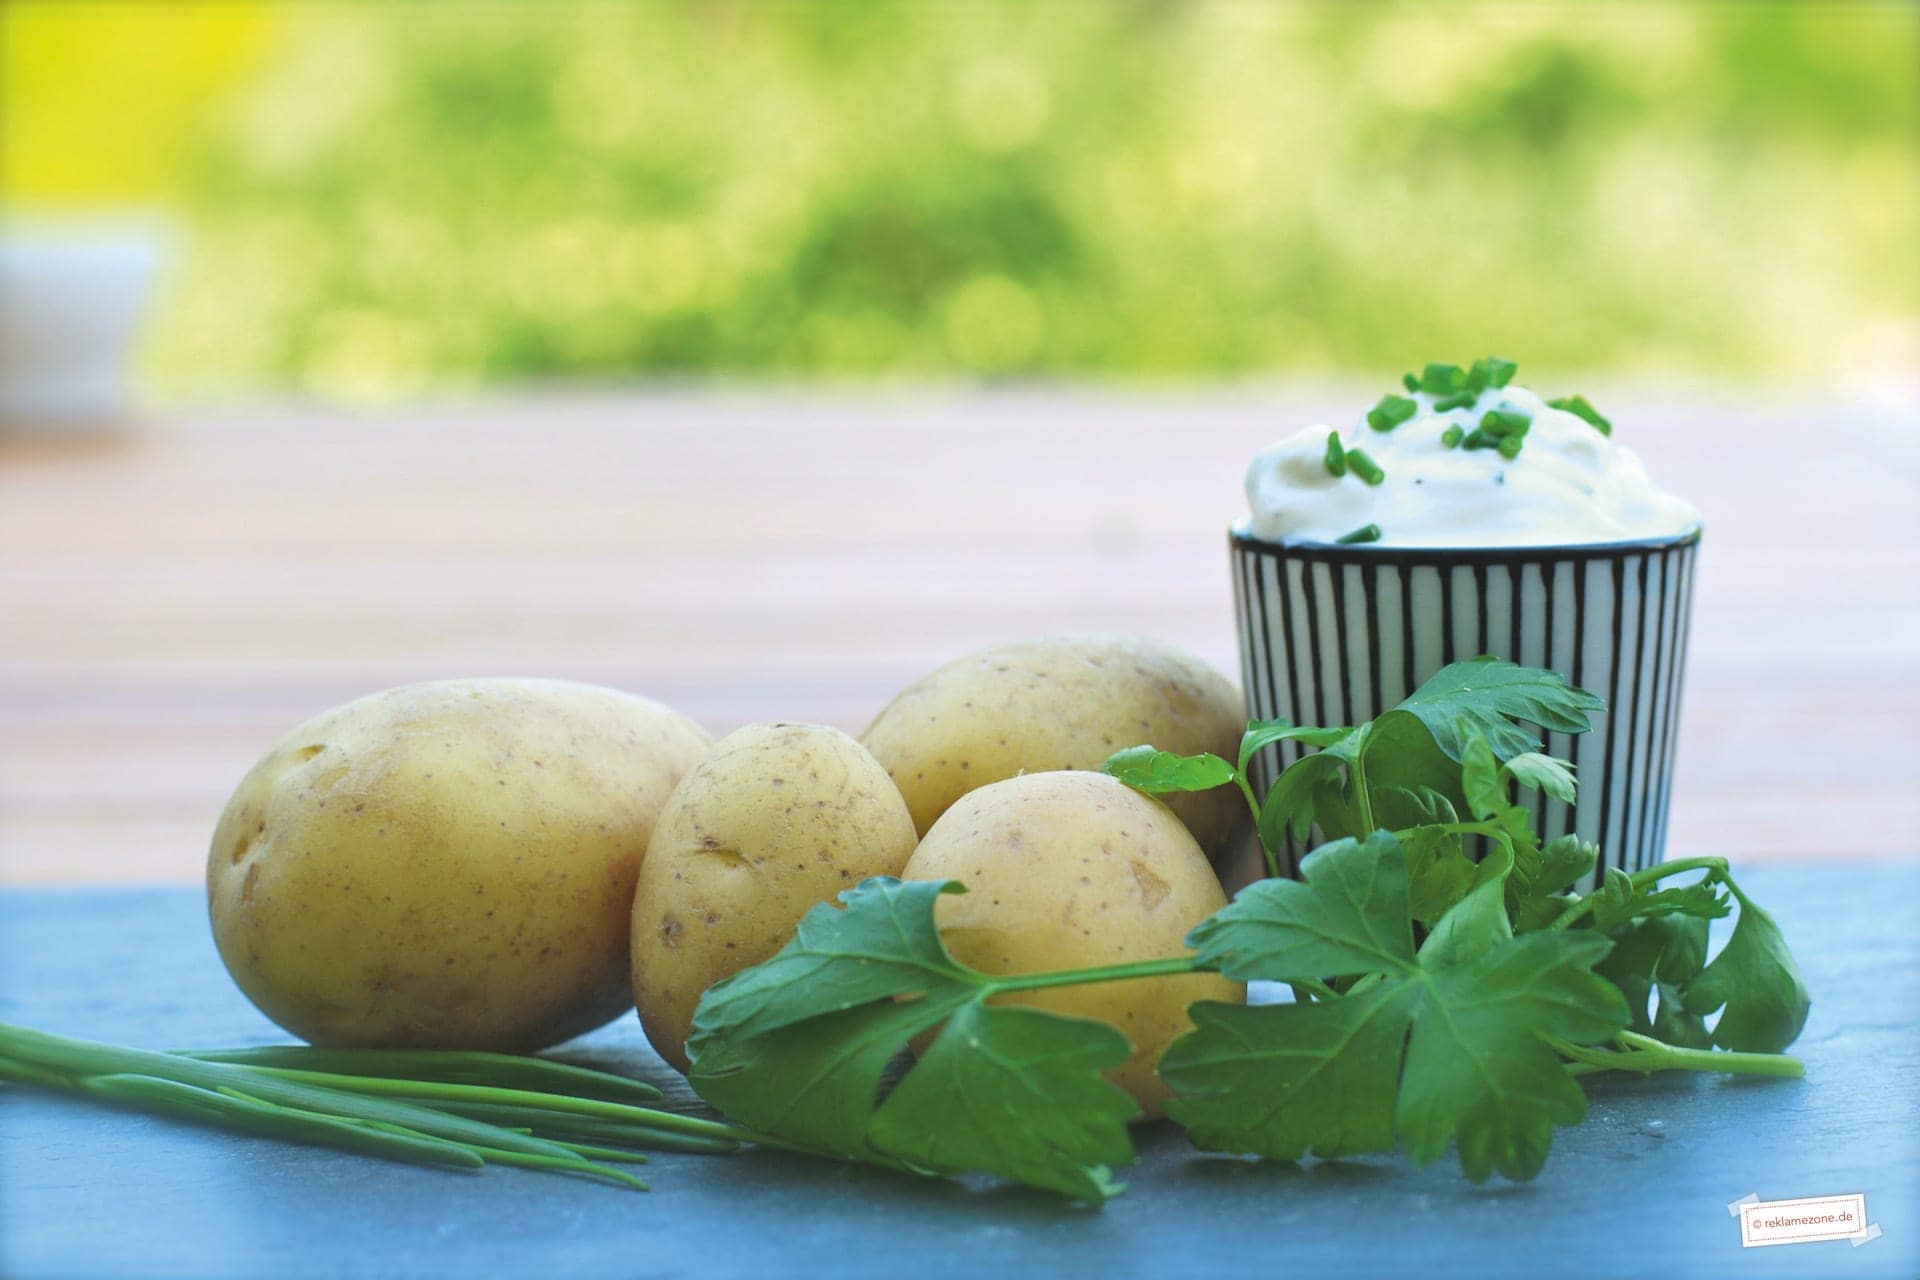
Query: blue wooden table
[{"left": 3, "top": 864, "right": 1916, "bottom": 1280}]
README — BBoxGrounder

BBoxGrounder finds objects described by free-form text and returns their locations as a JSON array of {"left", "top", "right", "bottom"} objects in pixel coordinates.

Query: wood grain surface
[{"left": 2, "top": 387, "right": 1915, "bottom": 881}]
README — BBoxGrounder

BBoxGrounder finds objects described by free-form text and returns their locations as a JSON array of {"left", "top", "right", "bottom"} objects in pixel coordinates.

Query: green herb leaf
[
  {"left": 1503, "top": 752, "right": 1578, "bottom": 804},
  {"left": 1373, "top": 656, "right": 1604, "bottom": 763},
  {"left": 1367, "top": 395, "right": 1418, "bottom": 432},
  {"left": 1101, "top": 745, "right": 1237, "bottom": 795},
  {"left": 1238, "top": 719, "right": 1349, "bottom": 774},
  {"left": 1680, "top": 884, "right": 1811, "bottom": 1054},
  {"left": 867, "top": 1003, "right": 1134, "bottom": 1201},
  {"left": 1165, "top": 831, "right": 1628, "bottom": 1181},
  {"left": 1547, "top": 394, "right": 1612, "bottom": 436},
  {"left": 687, "top": 877, "right": 1140, "bottom": 1201}
]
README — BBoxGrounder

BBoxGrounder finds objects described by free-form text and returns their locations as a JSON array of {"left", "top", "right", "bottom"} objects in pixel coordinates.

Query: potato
[
  {"left": 901, "top": 770, "right": 1240, "bottom": 1119},
  {"left": 860, "top": 635, "right": 1246, "bottom": 865},
  {"left": 206, "top": 678, "right": 710, "bottom": 1051},
  {"left": 631, "top": 722, "right": 918, "bottom": 1070}
]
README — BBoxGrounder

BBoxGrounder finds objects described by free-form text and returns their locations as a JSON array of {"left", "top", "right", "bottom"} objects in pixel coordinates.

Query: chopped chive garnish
[
  {"left": 1324, "top": 430, "right": 1347, "bottom": 477},
  {"left": 1401, "top": 371, "right": 1420, "bottom": 392},
  {"left": 1469, "top": 356, "right": 1518, "bottom": 391},
  {"left": 1345, "top": 448, "right": 1385, "bottom": 485},
  {"left": 1440, "top": 424, "right": 1465, "bottom": 448},
  {"left": 1366, "top": 394, "right": 1418, "bottom": 432},
  {"left": 1548, "top": 394, "right": 1612, "bottom": 436},
  {"left": 1431, "top": 390, "right": 1477, "bottom": 411},
  {"left": 1479, "top": 408, "right": 1532, "bottom": 436},
  {"left": 1496, "top": 434, "right": 1525, "bottom": 460},
  {"left": 1418, "top": 362, "right": 1468, "bottom": 395},
  {"left": 1335, "top": 523, "right": 1383, "bottom": 545},
  {"left": 1461, "top": 427, "right": 1497, "bottom": 450}
]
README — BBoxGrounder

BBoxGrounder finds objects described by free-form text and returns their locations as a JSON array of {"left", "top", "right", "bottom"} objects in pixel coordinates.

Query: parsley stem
[
  {"left": 1551, "top": 1032, "right": 1804, "bottom": 1080},
  {"left": 991, "top": 955, "right": 1202, "bottom": 994},
  {"left": 1232, "top": 773, "right": 1279, "bottom": 880},
  {"left": 1628, "top": 856, "right": 1728, "bottom": 890}
]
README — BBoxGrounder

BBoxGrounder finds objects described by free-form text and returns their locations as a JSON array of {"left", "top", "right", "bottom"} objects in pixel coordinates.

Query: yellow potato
[
  {"left": 206, "top": 678, "right": 710, "bottom": 1051},
  {"left": 861, "top": 635, "right": 1247, "bottom": 865},
  {"left": 902, "top": 770, "right": 1241, "bottom": 1119},
  {"left": 632, "top": 722, "right": 918, "bottom": 1070}
]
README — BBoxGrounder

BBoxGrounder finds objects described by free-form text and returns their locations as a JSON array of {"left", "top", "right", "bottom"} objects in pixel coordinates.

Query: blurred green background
[{"left": 4, "top": 0, "right": 1914, "bottom": 401}]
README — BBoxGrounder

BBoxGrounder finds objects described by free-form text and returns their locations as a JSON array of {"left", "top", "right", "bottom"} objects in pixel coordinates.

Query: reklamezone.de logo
[{"left": 1729, "top": 1193, "right": 1881, "bottom": 1248}]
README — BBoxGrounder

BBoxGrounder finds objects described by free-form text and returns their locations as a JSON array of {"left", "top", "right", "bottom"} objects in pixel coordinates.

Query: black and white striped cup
[{"left": 1229, "top": 527, "right": 1700, "bottom": 890}]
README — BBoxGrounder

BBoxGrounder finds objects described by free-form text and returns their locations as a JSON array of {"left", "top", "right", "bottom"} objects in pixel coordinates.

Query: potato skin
[
  {"left": 632, "top": 723, "right": 918, "bottom": 1071},
  {"left": 206, "top": 678, "right": 710, "bottom": 1051},
  {"left": 901, "top": 770, "right": 1240, "bottom": 1119},
  {"left": 860, "top": 636, "right": 1246, "bottom": 865}
]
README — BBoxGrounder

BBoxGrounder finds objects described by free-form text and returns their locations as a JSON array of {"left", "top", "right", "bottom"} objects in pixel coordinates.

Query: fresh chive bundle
[{"left": 0, "top": 1022, "right": 760, "bottom": 1191}]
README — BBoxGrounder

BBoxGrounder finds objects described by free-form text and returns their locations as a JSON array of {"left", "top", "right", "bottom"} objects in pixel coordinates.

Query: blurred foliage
[
  {"left": 6, "top": 2, "right": 1915, "bottom": 397},
  {"left": 1, "top": 3, "right": 275, "bottom": 203}
]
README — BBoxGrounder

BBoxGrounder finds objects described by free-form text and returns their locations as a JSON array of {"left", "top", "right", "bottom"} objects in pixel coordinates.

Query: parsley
[
  {"left": 1163, "top": 831, "right": 1627, "bottom": 1181},
  {"left": 686, "top": 877, "right": 1148, "bottom": 1202},
  {"left": 681, "top": 659, "right": 1810, "bottom": 1204}
]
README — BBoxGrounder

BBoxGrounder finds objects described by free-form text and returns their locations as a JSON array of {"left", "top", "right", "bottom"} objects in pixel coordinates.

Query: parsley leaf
[
  {"left": 1101, "top": 745, "right": 1236, "bottom": 795},
  {"left": 687, "top": 878, "right": 1138, "bottom": 1201},
  {"left": 1380, "top": 656, "right": 1604, "bottom": 762},
  {"left": 1164, "top": 831, "right": 1628, "bottom": 1181},
  {"left": 1680, "top": 883, "right": 1812, "bottom": 1054}
]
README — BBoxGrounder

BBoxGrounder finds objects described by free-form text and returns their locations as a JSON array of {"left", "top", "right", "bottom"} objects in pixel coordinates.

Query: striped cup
[{"left": 1229, "top": 527, "right": 1700, "bottom": 890}]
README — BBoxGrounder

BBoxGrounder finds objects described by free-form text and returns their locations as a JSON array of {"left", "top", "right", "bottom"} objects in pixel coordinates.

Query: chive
[
  {"left": 1401, "top": 371, "right": 1420, "bottom": 392},
  {"left": 1324, "top": 430, "right": 1347, "bottom": 476},
  {"left": 1440, "top": 424, "right": 1465, "bottom": 448},
  {"left": 1335, "top": 523, "right": 1383, "bottom": 544},
  {"left": 1418, "top": 362, "right": 1468, "bottom": 395},
  {"left": 1431, "top": 390, "right": 1477, "bottom": 411},
  {"left": 1497, "top": 434, "right": 1525, "bottom": 460},
  {"left": 179, "top": 1046, "right": 664, "bottom": 1105},
  {"left": 1470, "top": 356, "right": 1518, "bottom": 391},
  {"left": 429, "top": 1100, "right": 744, "bottom": 1154},
  {"left": 1479, "top": 408, "right": 1532, "bottom": 436},
  {"left": 232, "top": 1064, "right": 759, "bottom": 1147},
  {"left": 0, "top": 1023, "right": 621, "bottom": 1163},
  {"left": 1345, "top": 448, "right": 1385, "bottom": 486},
  {"left": 77, "top": 1073, "right": 486, "bottom": 1171},
  {"left": 1548, "top": 394, "right": 1612, "bottom": 436},
  {"left": 1366, "top": 394, "right": 1418, "bottom": 432},
  {"left": 1461, "top": 428, "right": 1497, "bottom": 450}
]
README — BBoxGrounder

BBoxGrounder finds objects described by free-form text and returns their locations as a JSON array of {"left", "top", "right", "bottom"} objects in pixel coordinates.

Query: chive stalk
[
  {"left": 1345, "top": 448, "right": 1385, "bottom": 486},
  {"left": 1324, "top": 431, "right": 1347, "bottom": 477}
]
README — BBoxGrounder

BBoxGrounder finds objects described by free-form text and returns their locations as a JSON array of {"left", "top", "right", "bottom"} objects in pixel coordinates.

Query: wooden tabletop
[{"left": 1, "top": 387, "right": 1916, "bottom": 882}]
